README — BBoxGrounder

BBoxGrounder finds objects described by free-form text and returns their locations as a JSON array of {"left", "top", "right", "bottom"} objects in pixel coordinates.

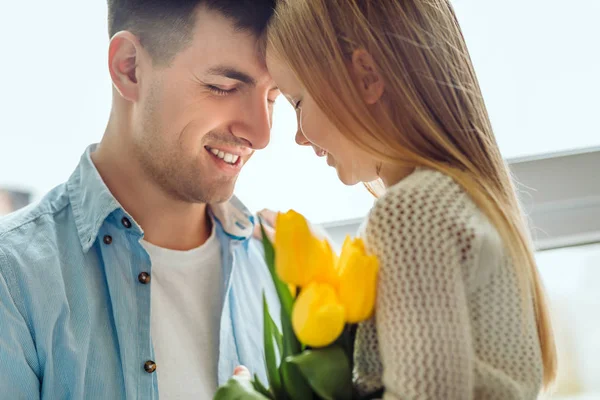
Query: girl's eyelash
[
  {"left": 207, "top": 85, "right": 237, "bottom": 96},
  {"left": 294, "top": 100, "right": 302, "bottom": 110}
]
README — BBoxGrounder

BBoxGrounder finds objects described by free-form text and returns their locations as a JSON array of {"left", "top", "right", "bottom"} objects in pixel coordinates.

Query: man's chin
[
  {"left": 199, "top": 183, "right": 236, "bottom": 205},
  {"left": 206, "top": 193, "right": 234, "bottom": 204}
]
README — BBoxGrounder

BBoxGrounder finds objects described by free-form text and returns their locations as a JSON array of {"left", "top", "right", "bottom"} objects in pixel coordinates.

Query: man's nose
[{"left": 231, "top": 96, "right": 272, "bottom": 150}]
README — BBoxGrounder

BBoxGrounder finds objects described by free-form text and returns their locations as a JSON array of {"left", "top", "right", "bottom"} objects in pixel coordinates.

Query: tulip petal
[
  {"left": 337, "top": 237, "right": 379, "bottom": 323},
  {"left": 275, "top": 210, "right": 320, "bottom": 287},
  {"left": 292, "top": 283, "right": 346, "bottom": 348}
]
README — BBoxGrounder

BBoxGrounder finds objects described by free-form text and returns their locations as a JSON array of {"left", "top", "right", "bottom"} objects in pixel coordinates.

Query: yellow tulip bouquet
[{"left": 214, "top": 210, "right": 380, "bottom": 400}]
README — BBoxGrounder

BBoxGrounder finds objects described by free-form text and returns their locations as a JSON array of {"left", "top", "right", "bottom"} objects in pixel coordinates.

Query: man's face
[{"left": 133, "top": 8, "right": 279, "bottom": 204}]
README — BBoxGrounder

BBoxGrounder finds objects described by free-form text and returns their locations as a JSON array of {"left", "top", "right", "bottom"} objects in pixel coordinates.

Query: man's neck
[{"left": 92, "top": 122, "right": 212, "bottom": 251}]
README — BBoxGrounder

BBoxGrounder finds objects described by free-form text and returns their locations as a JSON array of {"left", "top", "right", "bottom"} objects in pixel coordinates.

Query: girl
[{"left": 266, "top": 0, "right": 556, "bottom": 398}]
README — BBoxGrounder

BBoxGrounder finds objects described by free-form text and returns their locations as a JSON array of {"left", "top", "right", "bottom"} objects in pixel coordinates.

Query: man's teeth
[{"left": 209, "top": 147, "right": 240, "bottom": 165}]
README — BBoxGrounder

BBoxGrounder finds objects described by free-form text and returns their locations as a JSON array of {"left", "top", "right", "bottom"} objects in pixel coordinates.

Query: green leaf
[
  {"left": 270, "top": 314, "right": 283, "bottom": 359},
  {"left": 260, "top": 221, "right": 294, "bottom": 317},
  {"left": 213, "top": 376, "right": 271, "bottom": 400},
  {"left": 280, "top": 305, "right": 301, "bottom": 357},
  {"left": 260, "top": 218, "right": 302, "bottom": 361},
  {"left": 287, "top": 346, "right": 353, "bottom": 400},
  {"left": 280, "top": 358, "right": 315, "bottom": 400},
  {"left": 263, "top": 294, "right": 282, "bottom": 397},
  {"left": 252, "top": 375, "right": 274, "bottom": 399}
]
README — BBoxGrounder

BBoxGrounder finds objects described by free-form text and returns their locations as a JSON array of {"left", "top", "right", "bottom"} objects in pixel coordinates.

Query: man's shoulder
[
  {"left": 0, "top": 183, "right": 72, "bottom": 272},
  {"left": 0, "top": 183, "right": 71, "bottom": 237}
]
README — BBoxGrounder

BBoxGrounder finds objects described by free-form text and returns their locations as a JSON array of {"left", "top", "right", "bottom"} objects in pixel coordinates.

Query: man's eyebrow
[{"left": 205, "top": 66, "right": 256, "bottom": 86}]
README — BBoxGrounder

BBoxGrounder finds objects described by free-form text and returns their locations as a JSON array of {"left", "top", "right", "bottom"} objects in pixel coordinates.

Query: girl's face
[{"left": 266, "top": 54, "right": 380, "bottom": 186}]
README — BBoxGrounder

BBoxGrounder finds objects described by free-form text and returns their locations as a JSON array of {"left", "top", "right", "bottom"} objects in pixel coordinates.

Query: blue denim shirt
[{"left": 0, "top": 145, "right": 280, "bottom": 399}]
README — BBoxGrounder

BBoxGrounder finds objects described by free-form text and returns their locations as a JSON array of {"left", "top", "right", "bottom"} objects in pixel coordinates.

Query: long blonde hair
[{"left": 268, "top": 0, "right": 556, "bottom": 387}]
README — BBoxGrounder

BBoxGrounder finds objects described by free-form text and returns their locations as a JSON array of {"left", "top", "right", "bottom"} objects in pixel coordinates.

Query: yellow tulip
[
  {"left": 275, "top": 210, "right": 319, "bottom": 287},
  {"left": 311, "top": 239, "right": 339, "bottom": 288},
  {"left": 337, "top": 236, "right": 379, "bottom": 323},
  {"left": 275, "top": 210, "right": 339, "bottom": 288},
  {"left": 292, "top": 282, "right": 346, "bottom": 347}
]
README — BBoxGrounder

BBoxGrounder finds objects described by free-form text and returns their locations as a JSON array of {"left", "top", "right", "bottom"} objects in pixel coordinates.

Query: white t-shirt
[{"left": 141, "top": 226, "right": 222, "bottom": 400}]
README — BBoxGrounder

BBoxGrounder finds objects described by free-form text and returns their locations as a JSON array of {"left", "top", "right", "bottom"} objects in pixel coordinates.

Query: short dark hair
[{"left": 107, "top": 0, "right": 275, "bottom": 64}]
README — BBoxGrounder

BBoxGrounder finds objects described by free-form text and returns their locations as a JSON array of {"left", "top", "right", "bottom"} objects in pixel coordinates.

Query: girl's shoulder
[
  {"left": 366, "top": 168, "right": 506, "bottom": 274},
  {"left": 370, "top": 167, "right": 473, "bottom": 225}
]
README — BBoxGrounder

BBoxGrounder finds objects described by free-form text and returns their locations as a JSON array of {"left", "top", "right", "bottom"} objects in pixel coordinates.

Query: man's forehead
[
  {"left": 184, "top": 9, "right": 268, "bottom": 74},
  {"left": 191, "top": 8, "right": 263, "bottom": 55}
]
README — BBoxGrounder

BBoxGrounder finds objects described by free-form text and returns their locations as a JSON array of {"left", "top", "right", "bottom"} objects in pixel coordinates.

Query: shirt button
[
  {"left": 121, "top": 217, "right": 132, "bottom": 229},
  {"left": 138, "top": 272, "right": 151, "bottom": 284},
  {"left": 144, "top": 360, "right": 157, "bottom": 373},
  {"left": 103, "top": 235, "right": 113, "bottom": 245}
]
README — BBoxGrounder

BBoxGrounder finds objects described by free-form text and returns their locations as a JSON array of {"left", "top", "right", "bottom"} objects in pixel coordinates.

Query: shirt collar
[
  {"left": 208, "top": 196, "right": 255, "bottom": 241},
  {"left": 67, "top": 144, "right": 122, "bottom": 252},
  {"left": 67, "top": 144, "right": 255, "bottom": 252}
]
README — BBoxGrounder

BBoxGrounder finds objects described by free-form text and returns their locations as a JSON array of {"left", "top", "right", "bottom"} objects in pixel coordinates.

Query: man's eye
[{"left": 207, "top": 85, "right": 237, "bottom": 96}]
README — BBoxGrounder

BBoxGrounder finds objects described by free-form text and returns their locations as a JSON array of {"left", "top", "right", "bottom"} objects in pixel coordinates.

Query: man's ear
[
  {"left": 108, "top": 31, "right": 144, "bottom": 102},
  {"left": 350, "top": 48, "right": 385, "bottom": 105}
]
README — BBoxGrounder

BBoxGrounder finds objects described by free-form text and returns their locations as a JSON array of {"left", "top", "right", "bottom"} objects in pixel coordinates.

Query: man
[{"left": 0, "top": 1, "right": 281, "bottom": 398}]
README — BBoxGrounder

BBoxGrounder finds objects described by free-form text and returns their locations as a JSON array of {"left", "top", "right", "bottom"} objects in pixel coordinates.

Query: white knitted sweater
[{"left": 354, "top": 168, "right": 543, "bottom": 399}]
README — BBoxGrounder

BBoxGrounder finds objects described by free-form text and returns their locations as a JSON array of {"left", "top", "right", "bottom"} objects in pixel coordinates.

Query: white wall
[
  {"left": 1, "top": 0, "right": 599, "bottom": 225},
  {"left": 453, "top": 0, "right": 600, "bottom": 158},
  {"left": 536, "top": 243, "right": 600, "bottom": 396},
  {"left": 0, "top": 1, "right": 111, "bottom": 195}
]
